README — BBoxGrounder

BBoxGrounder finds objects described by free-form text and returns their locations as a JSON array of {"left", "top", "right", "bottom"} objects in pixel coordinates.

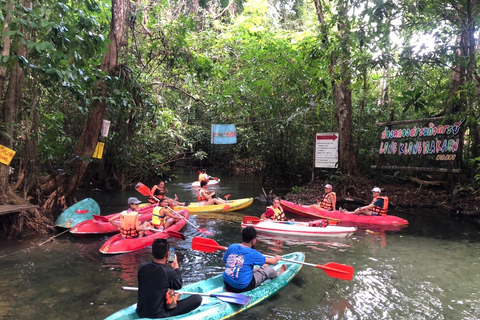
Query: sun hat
[
  {"left": 128, "top": 197, "right": 142, "bottom": 205},
  {"left": 325, "top": 184, "right": 333, "bottom": 189},
  {"left": 371, "top": 187, "right": 381, "bottom": 193}
]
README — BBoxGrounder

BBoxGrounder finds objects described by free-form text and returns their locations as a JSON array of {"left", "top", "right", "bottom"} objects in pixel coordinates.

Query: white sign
[
  {"left": 101, "top": 120, "right": 111, "bottom": 137},
  {"left": 315, "top": 132, "right": 338, "bottom": 168}
]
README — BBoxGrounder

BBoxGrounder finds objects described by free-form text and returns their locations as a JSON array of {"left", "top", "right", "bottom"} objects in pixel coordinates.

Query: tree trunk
[
  {"left": 41, "top": 0, "right": 132, "bottom": 215},
  {"left": 314, "top": 0, "right": 357, "bottom": 175}
]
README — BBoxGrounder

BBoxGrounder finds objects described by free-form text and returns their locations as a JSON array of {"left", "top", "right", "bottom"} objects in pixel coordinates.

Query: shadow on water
[{"left": 1, "top": 168, "right": 480, "bottom": 319}]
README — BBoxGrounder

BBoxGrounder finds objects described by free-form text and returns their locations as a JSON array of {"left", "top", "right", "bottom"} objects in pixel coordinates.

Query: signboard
[
  {"left": 101, "top": 120, "right": 111, "bottom": 137},
  {"left": 315, "top": 133, "right": 338, "bottom": 168},
  {"left": 0, "top": 144, "right": 16, "bottom": 166},
  {"left": 92, "top": 142, "right": 105, "bottom": 159},
  {"left": 211, "top": 124, "right": 237, "bottom": 144},
  {"left": 377, "top": 119, "right": 464, "bottom": 170}
]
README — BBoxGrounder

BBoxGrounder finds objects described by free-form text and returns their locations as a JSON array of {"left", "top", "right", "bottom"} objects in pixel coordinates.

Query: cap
[
  {"left": 128, "top": 197, "right": 142, "bottom": 205},
  {"left": 325, "top": 184, "right": 333, "bottom": 189},
  {"left": 371, "top": 187, "right": 381, "bottom": 193}
]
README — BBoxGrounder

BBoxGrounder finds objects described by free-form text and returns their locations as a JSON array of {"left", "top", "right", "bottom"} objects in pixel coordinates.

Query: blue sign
[{"left": 211, "top": 124, "right": 237, "bottom": 144}]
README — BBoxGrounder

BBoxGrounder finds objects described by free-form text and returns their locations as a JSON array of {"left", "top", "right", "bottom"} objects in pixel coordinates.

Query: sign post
[{"left": 315, "top": 133, "right": 338, "bottom": 168}]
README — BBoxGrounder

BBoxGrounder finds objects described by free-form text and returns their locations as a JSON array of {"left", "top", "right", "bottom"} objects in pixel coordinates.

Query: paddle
[
  {"left": 166, "top": 206, "right": 213, "bottom": 235},
  {"left": 242, "top": 216, "right": 338, "bottom": 226},
  {"left": 191, "top": 237, "right": 354, "bottom": 281},
  {"left": 121, "top": 286, "right": 250, "bottom": 305},
  {"left": 148, "top": 228, "right": 186, "bottom": 240},
  {"left": 93, "top": 215, "right": 110, "bottom": 222}
]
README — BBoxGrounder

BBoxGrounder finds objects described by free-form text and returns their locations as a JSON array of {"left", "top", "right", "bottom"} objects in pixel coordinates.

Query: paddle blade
[
  {"left": 211, "top": 292, "right": 251, "bottom": 305},
  {"left": 242, "top": 216, "right": 261, "bottom": 224},
  {"left": 192, "top": 237, "right": 226, "bottom": 253},
  {"left": 214, "top": 177, "right": 219, "bottom": 182},
  {"left": 165, "top": 230, "right": 186, "bottom": 240},
  {"left": 93, "top": 215, "right": 109, "bottom": 222},
  {"left": 135, "top": 182, "right": 152, "bottom": 197},
  {"left": 318, "top": 262, "right": 354, "bottom": 281}
]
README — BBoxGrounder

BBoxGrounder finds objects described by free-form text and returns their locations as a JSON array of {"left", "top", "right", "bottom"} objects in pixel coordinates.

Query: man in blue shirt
[{"left": 222, "top": 226, "right": 286, "bottom": 293}]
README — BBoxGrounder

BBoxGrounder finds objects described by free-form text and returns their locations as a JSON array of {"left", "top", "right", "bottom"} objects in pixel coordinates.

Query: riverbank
[{"left": 283, "top": 176, "right": 480, "bottom": 226}]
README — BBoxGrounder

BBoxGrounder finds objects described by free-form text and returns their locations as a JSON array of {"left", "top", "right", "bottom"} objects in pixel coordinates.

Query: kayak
[
  {"left": 241, "top": 219, "right": 357, "bottom": 238},
  {"left": 104, "top": 252, "right": 305, "bottom": 320},
  {"left": 280, "top": 200, "right": 409, "bottom": 227},
  {"left": 99, "top": 210, "right": 189, "bottom": 254},
  {"left": 55, "top": 198, "right": 100, "bottom": 228},
  {"left": 191, "top": 179, "right": 220, "bottom": 188},
  {"left": 174, "top": 198, "right": 253, "bottom": 213},
  {"left": 70, "top": 203, "right": 155, "bottom": 236}
]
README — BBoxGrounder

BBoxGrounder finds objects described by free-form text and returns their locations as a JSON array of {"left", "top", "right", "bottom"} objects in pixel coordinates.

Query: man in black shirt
[{"left": 136, "top": 239, "right": 202, "bottom": 318}]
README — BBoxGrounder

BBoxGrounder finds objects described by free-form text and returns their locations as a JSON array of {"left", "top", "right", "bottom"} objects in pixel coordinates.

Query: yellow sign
[
  {"left": 0, "top": 144, "right": 16, "bottom": 166},
  {"left": 93, "top": 142, "right": 105, "bottom": 159}
]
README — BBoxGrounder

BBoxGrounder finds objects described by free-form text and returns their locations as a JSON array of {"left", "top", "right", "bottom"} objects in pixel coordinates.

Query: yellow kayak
[{"left": 174, "top": 198, "right": 253, "bottom": 213}]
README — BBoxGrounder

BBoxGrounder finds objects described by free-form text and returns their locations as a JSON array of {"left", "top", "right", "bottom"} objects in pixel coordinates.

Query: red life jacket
[
  {"left": 319, "top": 192, "right": 336, "bottom": 211},
  {"left": 197, "top": 188, "right": 208, "bottom": 202},
  {"left": 371, "top": 196, "right": 389, "bottom": 216}
]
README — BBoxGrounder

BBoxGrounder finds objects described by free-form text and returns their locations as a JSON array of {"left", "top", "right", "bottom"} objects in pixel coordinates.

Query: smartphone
[{"left": 168, "top": 247, "right": 175, "bottom": 263}]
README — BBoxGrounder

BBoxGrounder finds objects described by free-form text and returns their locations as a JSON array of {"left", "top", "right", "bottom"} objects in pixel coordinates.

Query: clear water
[{"left": 1, "top": 168, "right": 479, "bottom": 320}]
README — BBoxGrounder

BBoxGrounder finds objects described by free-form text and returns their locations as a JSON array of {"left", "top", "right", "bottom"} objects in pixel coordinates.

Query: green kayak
[
  {"left": 105, "top": 252, "right": 305, "bottom": 320},
  {"left": 55, "top": 198, "right": 101, "bottom": 228}
]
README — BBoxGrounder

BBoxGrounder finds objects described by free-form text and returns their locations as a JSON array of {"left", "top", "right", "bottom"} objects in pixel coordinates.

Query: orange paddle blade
[
  {"left": 317, "top": 262, "right": 354, "bottom": 281},
  {"left": 135, "top": 182, "right": 152, "bottom": 197},
  {"left": 192, "top": 237, "right": 227, "bottom": 253}
]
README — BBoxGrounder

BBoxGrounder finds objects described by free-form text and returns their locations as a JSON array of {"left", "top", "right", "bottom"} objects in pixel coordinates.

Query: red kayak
[
  {"left": 99, "top": 210, "right": 189, "bottom": 254},
  {"left": 70, "top": 204, "right": 156, "bottom": 235},
  {"left": 280, "top": 200, "right": 409, "bottom": 227}
]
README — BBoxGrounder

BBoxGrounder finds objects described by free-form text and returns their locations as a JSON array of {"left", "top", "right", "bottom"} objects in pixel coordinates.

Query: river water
[{"left": 1, "top": 168, "right": 479, "bottom": 320}]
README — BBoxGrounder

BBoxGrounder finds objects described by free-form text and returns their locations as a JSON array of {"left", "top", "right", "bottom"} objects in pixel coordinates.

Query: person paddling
[
  {"left": 198, "top": 169, "right": 211, "bottom": 183},
  {"left": 136, "top": 239, "right": 202, "bottom": 318},
  {"left": 151, "top": 198, "right": 183, "bottom": 230},
  {"left": 340, "top": 187, "right": 389, "bottom": 216},
  {"left": 222, "top": 226, "right": 287, "bottom": 293},
  {"left": 150, "top": 181, "right": 189, "bottom": 207},
  {"left": 109, "top": 197, "right": 151, "bottom": 238},
  {"left": 197, "top": 180, "right": 230, "bottom": 209}
]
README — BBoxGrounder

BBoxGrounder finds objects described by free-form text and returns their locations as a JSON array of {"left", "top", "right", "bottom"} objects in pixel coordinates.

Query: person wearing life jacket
[
  {"left": 318, "top": 184, "right": 336, "bottom": 211},
  {"left": 197, "top": 180, "right": 230, "bottom": 210},
  {"left": 198, "top": 169, "right": 210, "bottom": 183},
  {"left": 109, "top": 197, "right": 151, "bottom": 238},
  {"left": 343, "top": 187, "right": 389, "bottom": 216},
  {"left": 151, "top": 198, "right": 183, "bottom": 230},
  {"left": 261, "top": 197, "right": 289, "bottom": 221},
  {"left": 150, "top": 181, "right": 189, "bottom": 207}
]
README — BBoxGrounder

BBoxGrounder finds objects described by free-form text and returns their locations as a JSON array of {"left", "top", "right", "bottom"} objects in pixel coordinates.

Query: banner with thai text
[
  {"left": 378, "top": 119, "right": 464, "bottom": 169},
  {"left": 0, "top": 144, "right": 16, "bottom": 166},
  {"left": 211, "top": 124, "right": 237, "bottom": 144}
]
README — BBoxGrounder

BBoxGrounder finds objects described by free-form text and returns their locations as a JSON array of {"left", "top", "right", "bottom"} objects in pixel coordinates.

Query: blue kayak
[
  {"left": 105, "top": 252, "right": 305, "bottom": 320},
  {"left": 55, "top": 198, "right": 101, "bottom": 228}
]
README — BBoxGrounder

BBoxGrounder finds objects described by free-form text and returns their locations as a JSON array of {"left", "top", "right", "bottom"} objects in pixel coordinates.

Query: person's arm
[
  {"left": 354, "top": 203, "right": 374, "bottom": 213},
  {"left": 265, "top": 255, "right": 282, "bottom": 265},
  {"left": 261, "top": 208, "right": 274, "bottom": 220},
  {"left": 109, "top": 213, "right": 121, "bottom": 229},
  {"left": 330, "top": 194, "right": 336, "bottom": 211},
  {"left": 166, "top": 256, "right": 183, "bottom": 290}
]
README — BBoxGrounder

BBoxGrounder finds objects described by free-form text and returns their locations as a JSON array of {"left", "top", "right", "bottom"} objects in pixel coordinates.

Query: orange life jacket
[
  {"left": 151, "top": 206, "right": 167, "bottom": 228},
  {"left": 120, "top": 210, "right": 139, "bottom": 238},
  {"left": 149, "top": 186, "right": 165, "bottom": 203},
  {"left": 268, "top": 206, "right": 287, "bottom": 221},
  {"left": 371, "top": 196, "right": 389, "bottom": 216},
  {"left": 197, "top": 188, "right": 208, "bottom": 202},
  {"left": 319, "top": 192, "right": 336, "bottom": 211}
]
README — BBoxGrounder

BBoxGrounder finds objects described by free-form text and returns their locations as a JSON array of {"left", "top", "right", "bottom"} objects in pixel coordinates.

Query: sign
[
  {"left": 101, "top": 120, "right": 111, "bottom": 138},
  {"left": 315, "top": 133, "right": 338, "bottom": 168},
  {"left": 92, "top": 142, "right": 105, "bottom": 159},
  {"left": 211, "top": 124, "right": 237, "bottom": 144},
  {"left": 0, "top": 144, "right": 16, "bottom": 166}
]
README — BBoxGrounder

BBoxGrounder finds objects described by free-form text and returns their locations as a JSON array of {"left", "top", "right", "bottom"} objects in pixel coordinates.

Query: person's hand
[
  {"left": 275, "top": 255, "right": 282, "bottom": 264},
  {"left": 170, "top": 254, "right": 179, "bottom": 269}
]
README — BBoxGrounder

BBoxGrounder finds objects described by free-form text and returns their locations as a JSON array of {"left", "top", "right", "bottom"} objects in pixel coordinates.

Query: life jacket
[
  {"left": 268, "top": 206, "right": 287, "bottom": 221},
  {"left": 197, "top": 188, "right": 208, "bottom": 202},
  {"left": 371, "top": 196, "right": 389, "bottom": 216},
  {"left": 151, "top": 206, "right": 167, "bottom": 228},
  {"left": 149, "top": 186, "right": 164, "bottom": 203},
  {"left": 319, "top": 192, "right": 336, "bottom": 211},
  {"left": 120, "top": 210, "right": 139, "bottom": 238},
  {"left": 198, "top": 173, "right": 208, "bottom": 183}
]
